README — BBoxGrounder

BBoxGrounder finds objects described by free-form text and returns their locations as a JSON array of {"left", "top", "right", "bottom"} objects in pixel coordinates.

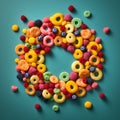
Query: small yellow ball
[
  {"left": 12, "top": 24, "right": 19, "bottom": 32},
  {"left": 84, "top": 101, "right": 92, "bottom": 109}
]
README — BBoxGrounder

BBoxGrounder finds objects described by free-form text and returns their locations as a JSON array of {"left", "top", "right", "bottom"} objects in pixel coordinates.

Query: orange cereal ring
[
  {"left": 18, "top": 59, "right": 29, "bottom": 71},
  {"left": 37, "top": 64, "right": 46, "bottom": 73},
  {"left": 76, "top": 78, "right": 87, "bottom": 87},
  {"left": 50, "top": 75, "right": 59, "bottom": 83},
  {"left": 59, "top": 80, "right": 66, "bottom": 90},
  {"left": 54, "top": 36, "right": 62, "bottom": 46},
  {"left": 25, "top": 85, "right": 36, "bottom": 96},
  {"left": 15, "top": 44, "right": 25, "bottom": 55},
  {"left": 76, "top": 87, "right": 86, "bottom": 97},
  {"left": 80, "top": 29, "right": 92, "bottom": 39},
  {"left": 65, "top": 81, "right": 78, "bottom": 94},
  {"left": 89, "top": 55, "right": 100, "bottom": 66},
  {"left": 79, "top": 69, "right": 90, "bottom": 78}
]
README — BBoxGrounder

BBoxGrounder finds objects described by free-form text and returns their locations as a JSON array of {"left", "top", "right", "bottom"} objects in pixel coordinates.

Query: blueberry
[
  {"left": 87, "top": 78, "right": 94, "bottom": 85},
  {"left": 89, "top": 66, "right": 96, "bottom": 72},
  {"left": 80, "top": 46, "right": 86, "bottom": 52},
  {"left": 52, "top": 28, "right": 58, "bottom": 34},
  {"left": 72, "top": 94, "right": 77, "bottom": 100},
  {"left": 36, "top": 44, "right": 41, "bottom": 49},
  {"left": 38, "top": 35, "right": 43, "bottom": 42},
  {"left": 36, "top": 90, "right": 42, "bottom": 97},
  {"left": 25, "top": 73, "right": 30, "bottom": 78},
  {"left": 17, "top": 72, "right": 24, "bottom": 81},
  {"left": 34, "top": 19, "right": 43, "bottom": 27},
  {"left": 61, "top": 32, "right": 67, "bottom": 37},
  {"left": 74, "top": 30, "right": 80, "bottom": 36}
]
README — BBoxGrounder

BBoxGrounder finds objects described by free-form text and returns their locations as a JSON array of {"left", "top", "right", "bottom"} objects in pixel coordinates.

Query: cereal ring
[
  {"left": 89, "top": 55, "right": 100, "bottom": 66},
  {"left": 59, "top": 80, "right": 66, "bottom": 90},
  {"left": 54, "top": 36, "right": 62, "bottom": 46},
  {"left": 76, "top": 78, "right": 87, "bottom": 87},
  {"left": 65, "top": 24, "right": 74, "bottom": 33},
  {"left": 40, "top": 23, "right": 51, "bottom": 35},
  {"left": 50, "top": 13, "right": 64, "bottom": 25},
  {"left": 73, "top": 36, "right": 83, "bottom": 48},
  {"left": 71, "top": 18, "right": 82, "bottom": 28},
  {"left": 81, "top": 29, "right": 92, "bottom": 39},
  {"left": 90, "top": 68, "right": 103, "bottom": 80},
  {"left": 59, "top": 72, "right": 69, "bottom": 82},
  {"left": 18, "top": 59, "right": 29, "bottom": 71},
  {"left": 66, "top": 33, "right": 75, "bottom": 43},
  {"left": 76, "top": 87, "right": 86, "bottom": 97},
  {"left": 73, "top": 49, "right": 83, "bottom": 59},
  {"left": 30, "top": 75, "right": 39, "bottom": 84},
  {"left": 65, "top": 81, "right": 78, "bottom": 94},
  {"left": 79, "top": 69, "right": 90, "bottom": 78},
  {"left": 43, "top": 35, "right": 54, "bottom": 47},
  {"left": 50, "top": 75, "right": 59, "bottom": 83},
  {"left": 25, "top": 85, "right": 36, "bottom": 96},
  {"left": 25, "top": 50, "right": 37, "bottom": 63},
  {"left": 84, "top": 10, "right": 91, "bottom": 18},
  {"left": 37, "top": 64, "right": 46, "bottom": 73},
  {"left": 71, "top": 61, "right": 84, "bottom": 73},
  {"left": 37, "top": 54, "right": 45, "bottom": 64},
  {"left": 42, "top": 89, "right": 52, "bottom": 99},
  {"left": 53, "top": 92, "right": 66, "bottom": 103},
  {"left": 15, "top": 44, "right": 25, "bottom": 55}
]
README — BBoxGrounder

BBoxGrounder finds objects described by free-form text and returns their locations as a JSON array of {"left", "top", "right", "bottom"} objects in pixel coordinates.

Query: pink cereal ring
[
  {"left": 43, "top": 35, "right": 54, "bottom": 47},
  {"left": 40, "top": 23, "right": 51, "bottom": 35}
]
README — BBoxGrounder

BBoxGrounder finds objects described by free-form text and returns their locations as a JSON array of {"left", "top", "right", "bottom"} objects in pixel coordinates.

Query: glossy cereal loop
[
  {"left": 89, "top": 55, "right": 100, "bottom": 66},
  {"left": 30, "top": 75, "right": 39, "bottom": 84},
  {"left": 42, "top": 89, "right": 52, "bottom": 99},
  {"left": 79, "top": 69, "right": 90, "bottom": 78},
  {"left": 54, "top": 36, "right": 63, "bottom": 46},
  {"left": 50, "top": 13, "right": 64, "bottom": 26},
  {"left": 25, "top": 85, "right": 36, "bottom": 96},
  {"left": 59, "top": 80, "right": 66, "bottom": 90},
  {"left": 65, "top": 24, "right": 74, "bottom": 33},
  {"left": 50, "top": 75, "right": 59, "bottom": 83},
  {"left": 73, "top": 49, "right": 83, "bottom": 59},
  {"left": 17, "top": 59, "right": 29, "bottom": 71},
  {"left": 76, "top": 87, "right": 86, "bottom": 97},
  {"left": 59, "top": 72, "right": 69, "bottom": 82},
  {"left": 65, "top": 81, "right": 78, "bottom": 94},
  {"left": 76, "top": 78, "right": 87, "bottom": 87},
  {"left": 73, "top": 37, "right": 83, "bottom": 48},
  {"left": 66, "top": 32, "right": 75, "bottom": 43},
  {"left": 37, "top": 64, "right": 46, "bottom": 73},
  {"left": 43, "top": 35, "right": 54, "bottom": 47},
  {"left": 90, "top": 68, "right": 103, "bottom": 80},
  {"left": 71, "top": 60, "right": 84, "bottom": 73},
  {"left": 71, "top": 18, "right": 82, "bottom": 28},
  {"left": 40, "top": 23, "right": 51, "bottom": 35},
  {"left": 37, "top": 54, "right": 45, "bottom": 64},
  {"left": 53, "top": 92, "right": 66, "bottom": 103},
  {"left": 15, "top": 44, "right": 25, "bottom": 55},
  {"left": 81, "top": 29, "right": 92, "bottom": 39}
]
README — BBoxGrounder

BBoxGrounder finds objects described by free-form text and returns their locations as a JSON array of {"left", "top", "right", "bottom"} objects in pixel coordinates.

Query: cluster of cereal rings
[{"left": 14, "top": 12, "right": 104, "bottom": 104}]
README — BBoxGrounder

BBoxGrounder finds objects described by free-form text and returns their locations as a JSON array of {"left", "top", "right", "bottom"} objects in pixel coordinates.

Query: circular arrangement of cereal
[{"left": 14, "top": 12, "right": 104, "bottom": 105}]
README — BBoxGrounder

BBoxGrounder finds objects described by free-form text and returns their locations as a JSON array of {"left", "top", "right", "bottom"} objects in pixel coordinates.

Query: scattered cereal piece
[
  {"left": 21, "top": 15, "right": 27, "bottom": 22},
  {"left": 12, "top": 24, "right": 19, "bottom": 32},
  {"left": 84, "top": 101, "right": 92, "bottom": 109},
  {"left": 11, "top": 85, "right": 18, "bottom": 92},
  {"left": 103, "top": 27, "right": 110, "bottom": 34},
  {"left": 35, "top": 104, "right": 41, "bottom": 110},
  {"left": 68, "top": 5, "right": 75, "bottom": 12},
  {"left": 27, "top": 21, "right": 35, "bottom": 28},
  {"left": 99, "top": 93, "right": 105, "bottom": 99},
  {"left": 84, "top": 10, "right": 91, "bottom": 18},
  {"left": 52, "top": 105, "right": 59, "bottom": 112}
]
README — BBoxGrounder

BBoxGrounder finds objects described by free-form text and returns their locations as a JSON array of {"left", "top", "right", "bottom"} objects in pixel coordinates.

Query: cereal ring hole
[
  {"left": 70, "top": 85, "right": 74, "bottom": 89},
  {"left": 94, "top": 71, "right": 99, "bottom": 76},
  {"left": 18, "top": 48, "right": 23, "bottom": 52},
  {"left": 28, "top": 55, "right": 32, "bottom": 58},
  {"left": 92, "top": 58, "right": 97, "bottom": 62},
  {"left": 75, "top": 21, "right": 78, "bottom": 25},
  {"left": 75, "top": 64, "right": 80, "bottom": 69},
  {"left": 58, "top": 95, "right": 62, "bottom": 99},
  {"left": 43, "top": 26, "right": 48, "bottom": 30},
  {"left": 75, "top": 39, "right": 78, "bottom": 44},
  {"left": 56, "top": 17, "right": 61, "bottom": 21}
]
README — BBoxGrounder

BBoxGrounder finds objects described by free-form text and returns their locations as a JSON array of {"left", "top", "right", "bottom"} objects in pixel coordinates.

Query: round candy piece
[
  {"left": 99, "top": 93, "right": 105, "bottom": 99},
  {"left": 103, "top": 27, "right": 110, "bottom": 34},
  {"left": 84, "top": 101, "right": 92, "bottom": 109},
  {"left": 52, "top": 105, "right": 59, "bottom": 112},
  {"left": 12, "top": 24, "right": 19, "bottom": 32},
  {"left": 35, "top": 104, "right": 41, "bottom": 110},
  {"left": 84, "top": 10, "right": 91, "bottom": 18}
]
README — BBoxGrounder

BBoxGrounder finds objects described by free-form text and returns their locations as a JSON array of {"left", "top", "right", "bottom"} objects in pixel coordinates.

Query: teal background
[{"left": 0, "top": 0, "right": 120, "bottom": 120}]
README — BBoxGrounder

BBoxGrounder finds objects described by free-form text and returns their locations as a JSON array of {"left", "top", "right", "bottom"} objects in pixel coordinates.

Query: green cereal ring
[
  {"left": 52, "top": 105, "right": 59, "bottom": 112},
  {"left": 54, "top": 88, "right": 60, "bottom": 94},
  {"left": 84, "top": 10, "right": 91, "bottom": 18},
  {"left": 59, "top": 72, "right": 69, "bottom": 82},
  {"left": 71, "top": 18, "right": 82, "bottom": 28}
]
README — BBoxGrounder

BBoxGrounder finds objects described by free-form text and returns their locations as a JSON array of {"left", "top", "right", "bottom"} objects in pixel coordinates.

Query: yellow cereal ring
[
  {"left": 28, "top": 37, "right": 36, "bottom": 44},
  {"left": 81, "top": 29, "right": 92, "bottom": 39},
  {"left": 89, "top": 34, "right": 95, "bottom": 41},
  {"left": 65, "top": 81, "right": 78, "bottom": 94},
  {"left": 25, "top": 85, "right": 36, "bottom": 96},
  {"left": 54, "top": 36, "right": 62, "bottom": 46},
  {"left": 59, "top": 80, "right": 66, "bottom": 90},
  {"left": 71, "top": 60, "right": 84, "bottom": 73},
  {"left": 79, "top": 69, "right": 90, "bottom": 78},
  {"left": 76, "top": 78, "right": 87, "bottom": 87},
  {"left": 89, "top": 55, "right": 100, "bottom": 66},
  {"left": 42, "top": 89, "right": 52, "bottom": 99},
  {"left": 37, "top": 64, "right": 46, "bottom": 73},
  {"left": 73, "top": 36, "right": 83, "bottom": 48},
  {"left": 50, "top": 13, "right": 64, "bottom": 25},
  {"left": 50, "top": 75, "right": 59, "bottom": 83},
  {"left": 18, "top": 59, "right": 29, "bottom": 71},
  {"left": 15, "top": 44, "right": 25, "bottom": 55},
  {"left": 30, "top": 75, "right": 39, "bottom": 84},
  {"left": 53, "top": 92, "right": 66, "bottom": 103},
  {"left": 65, "top": 24, "right": 74, "bottom": 33},
  {"left": 76, "top": 87, "right": 86, "bottom": 97},
  {"left": 37, "top": 54, "right": 45, "bottom": 64},
  {"left": 73, "top": 49, "right": 83, "bottom": 59},
  {"left": 90, "top": 68, "right": 103, "bottom": 81},
  {"left": 66, "top": 33, "right": 75, "bottom": 43}
]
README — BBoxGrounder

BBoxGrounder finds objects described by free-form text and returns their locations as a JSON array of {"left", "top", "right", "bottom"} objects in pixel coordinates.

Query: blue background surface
[{"left": 0, "top": 0, "right": 120, "bottom": 120}]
